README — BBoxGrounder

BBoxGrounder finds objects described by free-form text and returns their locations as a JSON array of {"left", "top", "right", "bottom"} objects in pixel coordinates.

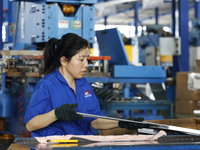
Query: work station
[{"left": 1, "top": 0, "right": 200, "bottom": 149}]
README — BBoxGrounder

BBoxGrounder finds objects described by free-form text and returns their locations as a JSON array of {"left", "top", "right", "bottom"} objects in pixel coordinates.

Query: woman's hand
[{"left": 55, "top": 103, "right": 84, "bottom": 121}]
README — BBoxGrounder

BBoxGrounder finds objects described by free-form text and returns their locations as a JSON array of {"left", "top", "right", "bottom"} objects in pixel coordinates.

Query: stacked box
[
  {"left": 175, "top": 72, "right": 200, "bottom": 115},
  {"left": 175, "top": 100, "right": 200, "bottom": 115},
  {"left": 147, "top": 118, "right": 200, "bottom": 130},
  {"left": 197, "top": 60, "right": 200, "bottom": 72},
  {"left": 99, "top": 118, "right": 200, "bottom": 136}
]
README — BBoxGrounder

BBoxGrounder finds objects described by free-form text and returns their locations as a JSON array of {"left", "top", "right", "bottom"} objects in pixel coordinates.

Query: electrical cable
[{"left": 17, "top": 85, "right": 30, "bottom": 137}]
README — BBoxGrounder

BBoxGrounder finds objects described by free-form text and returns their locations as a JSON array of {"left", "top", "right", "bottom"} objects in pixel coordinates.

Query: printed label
[
  {"left": 83, "top": 90, "right": 92, "bottom": 98},
  {"left": 72, "top": 20, "right": 82, "bottom": 29},
  {"left": 58, "top": 21, "right": 69, "bottom": 28}
]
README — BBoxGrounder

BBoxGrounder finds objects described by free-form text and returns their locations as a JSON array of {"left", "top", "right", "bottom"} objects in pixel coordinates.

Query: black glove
[
  {"left": 118, "top": 117, "right": 150, "bottom": 130},
  {"left": 55, "top": 103, "right": 84, "bottom": 121}
]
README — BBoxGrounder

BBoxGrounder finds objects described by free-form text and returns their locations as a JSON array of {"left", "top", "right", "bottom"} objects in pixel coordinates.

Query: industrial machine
[
  {"left": 0, "top": 0, "right": 171, "bottom": 141},
  {"left": 85, "top": 28, "right": 172, "bottom": 120},
  {"left": 0, "top": 0, "right": 97, "bottom": 138},
  {"left": 1, "top": 1, "right": 200, "bottom": 150}
]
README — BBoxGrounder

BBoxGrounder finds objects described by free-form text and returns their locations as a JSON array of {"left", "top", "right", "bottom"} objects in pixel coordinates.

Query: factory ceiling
[{"left": 95, "top": 0, "right": 195, "bottom": 27}]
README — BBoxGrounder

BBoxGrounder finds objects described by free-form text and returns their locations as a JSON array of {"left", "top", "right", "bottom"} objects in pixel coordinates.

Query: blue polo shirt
[{"left": 24, "top": 68, "right": 102, "bottom": 137}]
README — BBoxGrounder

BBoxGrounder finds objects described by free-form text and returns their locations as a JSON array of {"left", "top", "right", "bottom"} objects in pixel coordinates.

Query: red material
[
  {"left": 7, "top": 72, "right": 22, "bottom": 77},
  {"left": 89, "top": 56, "right": 111, "bottom": 60},
  {"left": 19, "top": 55, "right": 44, "bottom": 60}
]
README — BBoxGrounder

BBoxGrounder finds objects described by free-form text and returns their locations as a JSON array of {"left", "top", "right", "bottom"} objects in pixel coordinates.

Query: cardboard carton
[
  {"left": 196, "top": 60, "right": 200, "bottom": 72},
  {"left": 175, "top": 100, "right": 200, "bottom": 115},
  {"left": 176, "top": 87, "right": 200, "bottom": 100},
  {"left": 7, "top": 144, "right": 29, "bottom": 150},
  {"left": 98, "top": 127, "right": 137, "bottom": 136},
  {"left": 176, "top": 72, "right": 189, "bottom": 88},
  {"left": 147, "top": 118, "right": 200, "bottom": 130}
]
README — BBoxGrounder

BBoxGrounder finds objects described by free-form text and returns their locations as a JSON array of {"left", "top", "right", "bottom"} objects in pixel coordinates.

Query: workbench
[
  {"left": 99, "top": 100, "right": 174, "bottom": 119},
  {"left": 8, "top": 136, "right": 200, "bottom": 150}
]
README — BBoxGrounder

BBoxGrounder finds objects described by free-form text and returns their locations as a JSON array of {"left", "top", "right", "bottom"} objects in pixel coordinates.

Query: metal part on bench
[{"left": 77, "top": 112, "right": 200, "bottom": 136}]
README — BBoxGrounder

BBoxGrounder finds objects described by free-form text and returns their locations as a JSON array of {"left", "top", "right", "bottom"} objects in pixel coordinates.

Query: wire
[{"left": 17, "top": 85, "right": 30, "bottom": 137}]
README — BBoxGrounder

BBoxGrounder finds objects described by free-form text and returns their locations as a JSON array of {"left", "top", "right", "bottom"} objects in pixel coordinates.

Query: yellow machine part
[
  {"left": 125, "top": 45, "right": 133, "bottom": 63},
  {"left": 63, "top": 4, "right": 75, "bottom": 14},
  {"left": 160, "top": 55, "right": 173, "bottom": 62},
  {"left": 89, "top": 48, "right": 94, "bottom": 56}
]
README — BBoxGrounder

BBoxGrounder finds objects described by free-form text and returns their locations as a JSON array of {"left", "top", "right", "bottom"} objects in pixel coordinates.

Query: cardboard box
[
  {"left": 147, "top": 118, "right": 200, "bottom": 130},
  {"left": 7, "top": 144, "right": 29, "bottom": 150},
  {"left": 176, "top": 72, "right": 189, "bottom": 88},
  {"left": 98, "top": 127, "right": 137, "bottom": 136},
  {"left": 196, "top": 60, "right": 200, "bottom": 72},
  {"left": 175, "top": 100, "right": 200, "bottom": 115},
  {"left": 176, "top": 87, "right": 200, "bottom": 100}
]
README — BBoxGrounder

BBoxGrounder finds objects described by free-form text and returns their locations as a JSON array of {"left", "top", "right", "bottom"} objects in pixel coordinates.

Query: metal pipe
[
  {"left": 175, "top": 0, "right": 179, "bottom": 38},
  {"left": 134, "top": 1, "right": 138, "bottom": 35},
  {"left": 77, "top": 112, "right": 200, "bottom": 136},
  {"left": 155, "top": 7, "right": 159, "bottom": 25},
  {"left": 103, "top": 59, "right": 108, "bottom": 73}
]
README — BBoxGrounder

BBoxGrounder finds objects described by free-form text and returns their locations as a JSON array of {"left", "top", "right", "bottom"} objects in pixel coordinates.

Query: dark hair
[{"left": 43, "top": 33, "right": 89, "bottom": 75}]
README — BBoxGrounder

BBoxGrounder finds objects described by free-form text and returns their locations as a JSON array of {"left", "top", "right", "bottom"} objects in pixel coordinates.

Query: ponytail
[{"left": 43, "top": 38, "right": 60, "bottom": 75}]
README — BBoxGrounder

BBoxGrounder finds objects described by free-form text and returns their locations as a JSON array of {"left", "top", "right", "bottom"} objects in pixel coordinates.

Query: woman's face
[{"left": 66, "top": 47, "right": 89, "bottom": 79}]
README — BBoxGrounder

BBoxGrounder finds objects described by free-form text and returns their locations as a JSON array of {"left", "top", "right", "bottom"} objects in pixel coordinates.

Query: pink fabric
[{"left": 35, "top": 130, "right": 166, "bottom": 143}]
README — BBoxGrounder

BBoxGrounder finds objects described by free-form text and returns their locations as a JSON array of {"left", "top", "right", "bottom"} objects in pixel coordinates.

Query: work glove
[
  {"left": 118, "top": 117, "right": 150, "bottom": 130},
  {"left": 55, "top": 103, "right": 84, "bottom": 121}
]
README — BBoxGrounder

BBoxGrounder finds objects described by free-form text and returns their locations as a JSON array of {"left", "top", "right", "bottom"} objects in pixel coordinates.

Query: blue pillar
[
  {"left": 134, "top": 1, "right": 138, "bottom": 35},
  {"left": 179, "top": 0, "right": 189, "bottom": 71},
  {"left": 0, "top": 0, "right": 3, "bottom": 50},
  {"left": 172, "top": 0, "right": 180, "bottom": 76},
  {"left": 104, "top": 16, "right": 107, "bottom": 27},
  {"left": 155, "top": 7, "right": 159, "bottom": 25},
  {"left": 124, "top": 83, "right": 130, "bottom": 98},
  {"left": 195, "top": 0, "right": 200, "bottom": 18},
  {"left": 104, "top": 0, "right": 107, "bottom": 29},
  {"left": 172, "top": 0, "right": 189, "bottom": 76}
]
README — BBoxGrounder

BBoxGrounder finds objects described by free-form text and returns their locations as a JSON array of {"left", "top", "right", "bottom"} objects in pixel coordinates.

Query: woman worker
[{"left": 24, "top": 33, "right": 146, "bottom": 137}]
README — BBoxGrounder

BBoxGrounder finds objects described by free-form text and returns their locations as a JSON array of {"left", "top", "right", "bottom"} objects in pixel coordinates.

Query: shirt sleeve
[{"left": 24, "top": 84, "right": 50, "bottom": 124}]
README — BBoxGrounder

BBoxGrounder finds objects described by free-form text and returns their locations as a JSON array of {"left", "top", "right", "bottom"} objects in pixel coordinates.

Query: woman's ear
[{"left": 60, "top": 56, "right": 68, "bottom": 66}]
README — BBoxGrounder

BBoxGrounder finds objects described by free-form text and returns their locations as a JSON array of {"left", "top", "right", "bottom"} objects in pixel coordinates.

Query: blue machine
[
  {"left": 0, "top": 0, "right": 97, "bottom": 137},
  {"left": 85, "top": 28, "right": 171, "bottom": 120},
  {"left": 0, "top": 0, "right": 170, "bottom": 138},
  {"left": 90, "top": 28, "right": 166, "bottom": 90},
  {"left": 3, "top": 0, "right": 96, "bottom": 50}
]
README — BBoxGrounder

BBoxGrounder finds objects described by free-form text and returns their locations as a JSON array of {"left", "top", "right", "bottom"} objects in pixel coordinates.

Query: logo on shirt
[{"left": 83, "top": 90, "right": 92, "bottom": 98}]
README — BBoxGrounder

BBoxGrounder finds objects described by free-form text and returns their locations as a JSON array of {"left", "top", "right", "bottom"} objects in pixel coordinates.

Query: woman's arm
[
  {"left": 91, "top": 118, "right": 118, "bottom": 130},
  {"left": 26, "top": 109, "right": 57, "bottom": 132}
]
